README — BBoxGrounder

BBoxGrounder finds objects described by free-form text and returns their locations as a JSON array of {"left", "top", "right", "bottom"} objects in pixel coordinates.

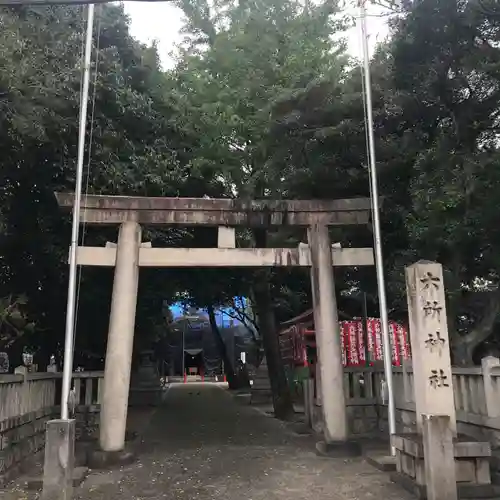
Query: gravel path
[{"left": 74, "top": 383, "right": 412, "bottom": 500}]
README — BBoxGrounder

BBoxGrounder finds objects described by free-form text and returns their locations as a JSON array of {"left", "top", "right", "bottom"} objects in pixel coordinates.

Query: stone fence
[
  {"left": 342, "top": 357, "right": 500, "bottom": 447},
  {"left": 0, "top": 370, "right": 103, "bottom": 485},
  {"left": 5, "top": 361, "right": 500, "bottom": 484}
]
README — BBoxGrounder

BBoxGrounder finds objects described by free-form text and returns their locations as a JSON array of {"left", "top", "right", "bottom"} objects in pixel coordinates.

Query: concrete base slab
[
  {"left": 87, "top": 449, "right": 136, "bottom": 470},
  {"left": 390, "top": 471, "right": 500, "bottom": 499},
  {"left": 26, "top": 466, "right": 89, "bottom": 491},
  {"left": 315, "top": 439, "right": 361, "bottom": 458},
  {"left": 365, "top": 454, "right": 397, "bottom": 472}
]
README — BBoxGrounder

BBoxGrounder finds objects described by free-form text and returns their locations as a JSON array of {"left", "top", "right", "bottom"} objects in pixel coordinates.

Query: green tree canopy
[{"left": 2, "top": 0, "right": 500, "bottom": 372}]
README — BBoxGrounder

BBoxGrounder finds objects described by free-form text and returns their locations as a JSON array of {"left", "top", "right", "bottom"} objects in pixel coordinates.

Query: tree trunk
[
  {"left": 451, "top": 342, "right": 474, "bottom": 366},
  {"left": 451, "top": 290, "right": 500, "bottom": 365},
  {"left": 207, "top": 304, "right": 240, "bottom": 390},
  {"left": 252, "top": 228, "right": 294, "bottom": 420}
]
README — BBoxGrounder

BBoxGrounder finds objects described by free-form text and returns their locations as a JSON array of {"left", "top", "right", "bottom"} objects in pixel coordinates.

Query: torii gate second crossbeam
[{"left": 74, "top": 237, "right": 373, "bottom": 268}]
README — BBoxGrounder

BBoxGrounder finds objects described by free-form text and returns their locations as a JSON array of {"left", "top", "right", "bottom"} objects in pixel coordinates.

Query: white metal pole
[
  {"left": 60, "top": 4, "right": 95, "bottom": 420},
  {"left": 359, "top": 0, "right": 397, "bottom": 455},
  {"left": 182, "top": 322, "right": 185, "bottom": 377}
]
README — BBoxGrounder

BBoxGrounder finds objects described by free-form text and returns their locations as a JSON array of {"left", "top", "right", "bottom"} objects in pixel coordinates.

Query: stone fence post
[
  {"left": 481, "top": 356, "right": 500, "bottom": 418},
  {"left": 14, "top": 365, "right": 30, "bottom": 415},
  {"left": 303, "top": 378, "right": 314, "bottom": 428},
  {"left": 402, "top": 359, "right": 413, "bottom": 404}
]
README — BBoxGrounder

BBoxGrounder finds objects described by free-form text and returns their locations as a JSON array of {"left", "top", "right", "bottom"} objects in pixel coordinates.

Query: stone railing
[
  {"left": 340, "top": 358, "right": 500, "bottom": 446},
  {"left": 0, "top": 369, "right": 104, "bottom": 485}
]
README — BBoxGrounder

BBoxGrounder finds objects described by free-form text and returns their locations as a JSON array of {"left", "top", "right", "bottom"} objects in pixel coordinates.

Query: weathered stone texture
[{"left": 0, "top": 406, "right": 99, "bottom": 486}]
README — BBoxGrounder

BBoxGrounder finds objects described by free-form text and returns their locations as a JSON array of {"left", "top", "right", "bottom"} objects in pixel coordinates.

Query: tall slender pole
[
  {"left": 359, "top": 0, "right": 396, "bottom": 455},
  {"left": 361, "top": 292, "right": 370, "bottom": 367},
  {"left": 182, "top": 321, "right": 185, "bottom": 377},
  {"left": 60, "top": 4, "right": 95, "bottom": 420}
]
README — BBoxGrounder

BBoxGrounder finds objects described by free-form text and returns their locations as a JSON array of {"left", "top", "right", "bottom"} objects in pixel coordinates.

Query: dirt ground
[
  {"left": 0, "top": 406, "right": 155, "bottom": 500},
  {"left": 66, "top": 383, "right": 412, "bottom": 500}
]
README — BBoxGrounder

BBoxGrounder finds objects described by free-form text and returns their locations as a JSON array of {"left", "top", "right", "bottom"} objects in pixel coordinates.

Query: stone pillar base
[
  {"left": 390, "top": 471, "right": 500, "bottom": 500},
  {"left": 28, "top": 467, "right": 88, "bottom": 491},
  {"left": 315, "top": 439, "right": 361, "bottom": 458},
  {"left": 365, "top": 453, "right": 397, "bottom": 472},
  {"left": 87, "top": 448, "right": 136, "bottom": 470},
  {"left": 392, "top": 433, "right": 500, "bottom": 499},
  {"left": 41, "top": 419, "right": 76, "bottom": 500}
]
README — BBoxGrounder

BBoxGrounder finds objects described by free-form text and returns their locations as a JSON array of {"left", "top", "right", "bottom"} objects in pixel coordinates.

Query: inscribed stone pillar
[
  {"left": 308, "top": 224, "right": 348, "bottom": 445},
  {"left": 405, "top": 260, "right": 456, "bottom": 434},
  {"left": 100, "top": 221, "right": 141, "bottom": 452}
]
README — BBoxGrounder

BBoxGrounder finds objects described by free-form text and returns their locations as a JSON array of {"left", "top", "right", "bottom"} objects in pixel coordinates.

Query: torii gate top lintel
[{"left": 54, "top": 192, "right": 372, "bottom": 227}]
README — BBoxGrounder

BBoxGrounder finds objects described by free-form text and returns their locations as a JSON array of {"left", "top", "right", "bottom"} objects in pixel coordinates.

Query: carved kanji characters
[
  {"left": 429, "top": 369, "right": 449, "bottom": 388},
  {"left": 423, "top": 300, "right": 443, "bottom": 320},
  {"left": 424, "top": 332, "right": 446, "bottom": 352},
  {"left": 420, "top": 271, "right": 441, "bottom": 295}
]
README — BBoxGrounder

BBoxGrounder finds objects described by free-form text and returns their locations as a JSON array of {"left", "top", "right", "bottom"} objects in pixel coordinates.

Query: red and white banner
[
  {"left": 340, "top": 318, "right": 411, "bottom": 367},
  {"left": 280, "top": 317, "right": 411, "bottom": 368}
]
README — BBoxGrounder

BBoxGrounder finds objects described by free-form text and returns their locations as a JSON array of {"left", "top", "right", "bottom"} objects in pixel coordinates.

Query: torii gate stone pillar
[
  {"left": 100, "top": 220, "right": 141, "bottom": 454},
  {"left": 308, "top": 224, "right": 360, "bottom": 456},
  {"left": 87, "top": 220, "right": 143, "bottom": 467}
]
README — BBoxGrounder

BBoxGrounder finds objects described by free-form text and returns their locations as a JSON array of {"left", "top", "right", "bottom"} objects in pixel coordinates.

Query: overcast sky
[{"left": 122, "top": 1, "right": 391, "bottom": 69}]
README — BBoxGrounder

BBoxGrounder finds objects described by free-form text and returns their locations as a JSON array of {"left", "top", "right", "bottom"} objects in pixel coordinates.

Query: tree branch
[
  {"left": 454, "top": 288, "right": 500, "bottom": 354},
  {"left": 224, "top": 298, "right": 260, "bottom": 343}
]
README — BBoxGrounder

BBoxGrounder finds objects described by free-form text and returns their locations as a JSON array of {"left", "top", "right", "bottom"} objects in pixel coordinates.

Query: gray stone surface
[
  {"left": 0, "top": 408, "right": 154, "bottom": 500},
  {"left": 87, "top": 448, "right": 135, "bottom": 469},
  {"left": 129, "top": 350, "right": 162, "bottom": 407},
  {"left": 26, "top": 466, "right": 88, "bottom": 490},
  {"left": 303, "top": 378, "right": 314, "bottom": 428},
  {"left": 315, "top": 439, "right": 361, "bottom": 458},
  {"left": 41, "top": 419, "right": 75, "bottom": 500},
  {"left": 308, "top": 224, "right": 348, "bottom": 444},
  {"left": 72, "top": 384, "right": 411, "bottom": 500},
  {"left": 392, "top": 432, "right": 499, "bottom": 499},
  {"left": 0, "top": 408, "right": 56, "bottom": 486},
  {"left": 405, "top": 261, "right": 456, "bottom": 434},
  {"left": 422, "top": 414, "right": 457, "bottom": 500},
  {"left": 0, "top": 384, "right": 415, "bottom": 500},
  {"left": 365, "top": 454, "right": 397, "bottom": 472}
]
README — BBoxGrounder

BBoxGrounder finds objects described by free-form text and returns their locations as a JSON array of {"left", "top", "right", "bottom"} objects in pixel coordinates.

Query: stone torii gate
[{"left": 55, "top": 193, "right": 374, "bottom": 461}]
